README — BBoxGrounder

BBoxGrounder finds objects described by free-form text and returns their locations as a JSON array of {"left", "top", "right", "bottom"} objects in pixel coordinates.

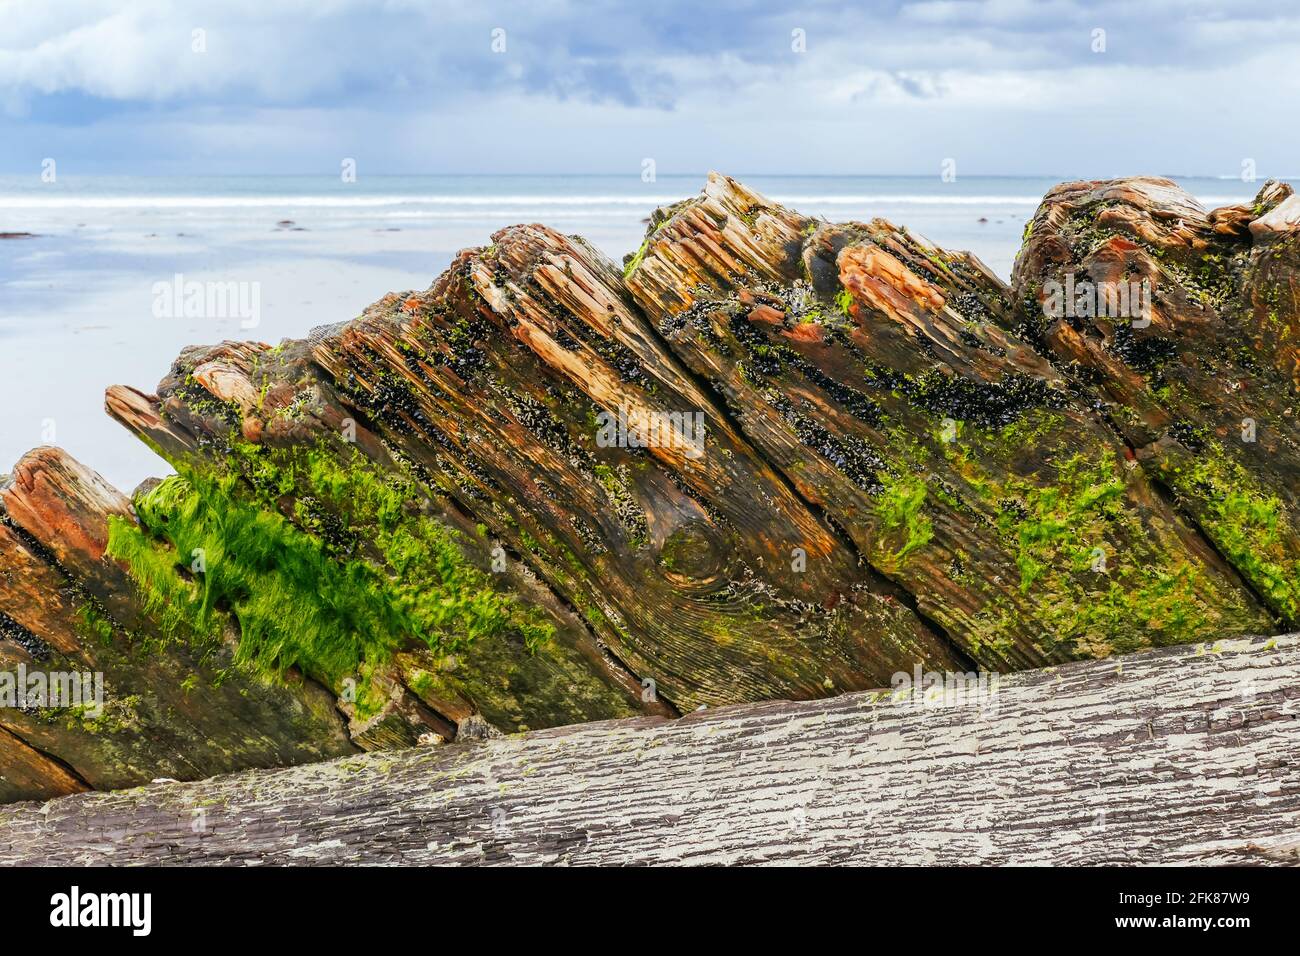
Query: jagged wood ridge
[
  {"left": 1013, "top": 178, "right": 1300, "bottom": 626},
  {"left": 626, "top": 175, "right": 1273, "bottom": 668},
  {"left": 1, "top": 172, "right": 1298, "bottom": 804}
]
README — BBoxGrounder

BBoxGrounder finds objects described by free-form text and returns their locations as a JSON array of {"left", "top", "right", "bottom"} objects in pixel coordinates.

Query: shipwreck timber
[{"left": 2, "top": 173, "right": 1299, "bottom": 812}]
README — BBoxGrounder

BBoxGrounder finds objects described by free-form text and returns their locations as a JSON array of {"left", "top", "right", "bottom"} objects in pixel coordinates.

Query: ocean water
[{"left": 0, "top": 173, "right": 1268, "bottom": 491}]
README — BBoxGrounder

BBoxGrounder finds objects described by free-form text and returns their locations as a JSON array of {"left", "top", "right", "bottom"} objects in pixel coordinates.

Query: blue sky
[{"left": 2, "top": 0, "right": 1298, "bottom": 177}]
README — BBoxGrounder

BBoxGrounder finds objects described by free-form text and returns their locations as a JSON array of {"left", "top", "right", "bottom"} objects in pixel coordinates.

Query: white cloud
[{"left": 2, "top": 0, "right": 1297, "bottom": 175}]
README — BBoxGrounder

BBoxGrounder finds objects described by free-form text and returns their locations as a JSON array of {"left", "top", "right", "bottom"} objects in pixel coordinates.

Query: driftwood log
[
  {"left": 1, "top": 632, "right": 1296, "bottom": 866},
  {"left": 2, "top": 173, "right": 1299, "bottom": 806}
]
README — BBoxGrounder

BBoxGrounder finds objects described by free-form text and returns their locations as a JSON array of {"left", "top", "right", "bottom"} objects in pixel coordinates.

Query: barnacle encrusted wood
[
  {"left": 1012, "top": 177, "right": 1300, "bottom": 629},
  {"left": 1, "top": 173, "right": 1297, "bottom": 804},
  {"left": 625, "top": 175, "right": 1272, "bottom": 668}
]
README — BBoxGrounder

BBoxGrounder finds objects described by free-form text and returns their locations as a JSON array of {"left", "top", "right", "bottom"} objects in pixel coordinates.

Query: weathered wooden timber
[
  {"left": 626, "top": 175, "right": 1271, "bottom": 668},
  {"left": 2, "top": 173, "right": 1298, "bottom": 807},
  {"left": 1012, "top": 178, "right": 1300, "bottom": 628},
  {"left": 1, "top": 632, "right": 1296, "bottom": 866},
  {"left": 0, "top": 448, "right": 355, "bottom": 803}
]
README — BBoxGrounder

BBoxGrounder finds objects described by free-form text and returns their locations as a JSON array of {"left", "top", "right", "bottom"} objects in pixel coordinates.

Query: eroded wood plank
[{"left": 2, "top": 633, "right": 1296, "bottom": 866}]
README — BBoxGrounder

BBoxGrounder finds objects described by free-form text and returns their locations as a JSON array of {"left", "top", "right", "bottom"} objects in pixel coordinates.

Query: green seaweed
[
  {"left": 966, "top": 446, "right": 1255, "bottom": 657},
  {"left": 106, "top": 447, "right": 555, "bottom": 688},
  {"left": 835, "top": 288, "right": 854, "bottom": 317},
  {"left": 1162, "top": 442, "right": 1300, "bottom": 624},
  {"left": 75, "top": 602, "right": 115, "bottom": 646},
  {"left": 873, "top": 472, "right": 934, "bottom": 569}
]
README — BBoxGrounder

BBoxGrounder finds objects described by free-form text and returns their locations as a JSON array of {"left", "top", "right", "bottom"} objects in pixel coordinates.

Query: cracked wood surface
[{"left": 2, "top": 632, "right": 1297, "bottom": 866}]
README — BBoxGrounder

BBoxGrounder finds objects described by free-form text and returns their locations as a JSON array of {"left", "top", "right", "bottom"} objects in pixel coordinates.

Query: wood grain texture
[
  {"left": 626, "top": 174, "right": 1271, "bottom": 668},
  {"left": 104, "top": 344, "right": 663, "bottom": 742},
  {"left": 6, "top": 173, "right": 1299, "bottom": 808},
  {"left": 3, "top": 632, "right": 1297, "bottom": 866},
  {"left": 1012, "top": 177, "right": 1300, "bottom": 628}
]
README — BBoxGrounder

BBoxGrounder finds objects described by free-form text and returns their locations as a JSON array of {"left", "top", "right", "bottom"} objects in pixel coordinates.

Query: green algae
[
  {"left": 75, "top": 601, "right": 115, "bottom": 646},
  {"left": 951, "top": 441, "right": 1259, "bottom": 658},
  {"left": 999, "top": 452, "right": 1127, "bottom": 592},
  {"left": 1161, "top": 442, "right": 1300, "bottom": 625},
  {"left": 873, "top": 473, "right": 934, "bottom": 569},
  {"left": 108, "top": 471, "right": 409, "bottom": 683},
  {"left": 865, "top": 413, "right": 1236, "bottom": 659},
  {"left": 106, "top": 445, "right": 556, "bottom": 690},
  {"left": 835, "top": 288, "right": 854, "bottom": 316},
  {"left": 623, "top": 236, "right": 652, "bottom": 278},
  {"left": 47, "top": 693, "right": 144, "bottom": 736}
]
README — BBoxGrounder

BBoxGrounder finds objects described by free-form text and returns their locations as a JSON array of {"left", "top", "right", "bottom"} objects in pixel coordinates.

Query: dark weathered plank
[
  {"left": 3, "top": 633, "right": 1296, "bottom": 866},
  {"left": 0, "top": 448, "right": 356, "bottom": 800},
  {"left": 1012, "top": 177, "right": 1300, "bottom": 628}
]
